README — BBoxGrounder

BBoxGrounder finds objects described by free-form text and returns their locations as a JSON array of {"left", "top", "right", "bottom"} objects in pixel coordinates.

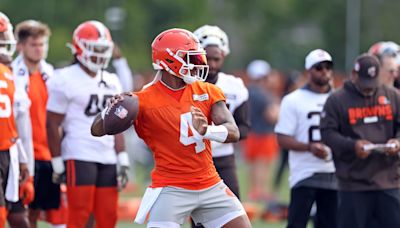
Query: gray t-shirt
[{"left": 248, "top": 84, "right": 274, "bottom": 134}]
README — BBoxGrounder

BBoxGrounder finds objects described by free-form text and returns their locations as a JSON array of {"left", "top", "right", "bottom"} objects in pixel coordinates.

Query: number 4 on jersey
[{"left": 179, "top": 112, "right": 206, "bottom": 153}]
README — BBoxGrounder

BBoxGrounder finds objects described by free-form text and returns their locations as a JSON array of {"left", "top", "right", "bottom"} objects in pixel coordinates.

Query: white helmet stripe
[{"left": 91, "top": 20, "right": 106, "bottom": 40}]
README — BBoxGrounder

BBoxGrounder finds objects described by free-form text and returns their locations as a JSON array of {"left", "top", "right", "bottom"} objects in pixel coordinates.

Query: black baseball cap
[{"left": 353, "top": 54, "right": 380, "bottom": 88}]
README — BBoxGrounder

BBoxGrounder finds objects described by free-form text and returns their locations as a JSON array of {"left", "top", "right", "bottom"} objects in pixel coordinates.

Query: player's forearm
[
  {"left": 233, "top": 102, "right": 250, "bottom": 140},
  {"left": 320, "top": 128, "right": 356, "bottom": 155},
  {"left": 15, "top": 112, "right": 34, "bottom": 175},
  {"left": 91, "top": 113, "right": 106, "bottom": 137},
  {"left": 47, "top": 121, "right": 62, "bottom": 157},
  {"left": 114, "top": 133, "right": 130, "bottom": 169},
  {"left": 277, "top": 133, "right": 309, "bottom": 152},
  {"left": 114, "top": 133, "right": 125, "bottom": 153},
  {"left": 223, "top": 122, "right": 240, "bottom": 143}
]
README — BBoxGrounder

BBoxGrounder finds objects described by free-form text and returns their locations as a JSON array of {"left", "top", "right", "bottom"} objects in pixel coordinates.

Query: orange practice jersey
[
  {"left": 134, "top": 80, "right": 226, "bottom": 190},
  {"left": 28, "top": 71, "right": 51, "bottom": 161},
  {"left": 0, "top": 63, "right": 17, "bottom": 150}
]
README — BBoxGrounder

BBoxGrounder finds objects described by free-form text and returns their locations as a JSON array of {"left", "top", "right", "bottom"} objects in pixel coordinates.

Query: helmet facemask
[
  {"left": 165, "top": 48, "right": 209, "bottom": 84},
  {"left": 75, "top": 38, "right": 114, "bottom": 73},
  {"left": 0, "top": 25, "right": 16, "bottom": 57}
]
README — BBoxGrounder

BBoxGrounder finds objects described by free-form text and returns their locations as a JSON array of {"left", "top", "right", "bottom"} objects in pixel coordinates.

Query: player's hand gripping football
[
  {"left": 190, "top": 106, "right": 208, "bottom": 135},
  {"left": 108, "top": 92, "right": 133, "bottom": 107}
]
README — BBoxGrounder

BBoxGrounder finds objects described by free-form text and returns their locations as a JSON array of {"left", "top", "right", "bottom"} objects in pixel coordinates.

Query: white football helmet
[
  {"left": 69, "top": 20, "right": 114, "bottom": 73},
  {"left": 193, "top": 25, "right": 230, "bottom": 56},
  {"left": 0, "top": 12, "right": 16, "bottom": 57}
]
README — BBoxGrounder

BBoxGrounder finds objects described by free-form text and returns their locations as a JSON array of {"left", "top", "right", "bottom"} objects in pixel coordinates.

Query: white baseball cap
[
  {"left": 305, "top": 49, "right": 333, "bottom": 70},
  {"left": 247, "top": 60, "right": 271, "bottom": 80}
]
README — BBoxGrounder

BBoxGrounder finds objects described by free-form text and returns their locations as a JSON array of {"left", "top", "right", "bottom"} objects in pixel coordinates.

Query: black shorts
[
  {"left": 66, "top": 160, "right": 117, "bottom": 187},
  {"left": 29, "top": 160, "right": 60, "bottom": 210},
  {"left": 0, "top": 150, "right": 27, "bottom": 213},
  {"left": 7, "top": 200, "right": 26, "bottom": 213},
  {"left": 0, "top": 150, "right": 10, "bottom": 207}
]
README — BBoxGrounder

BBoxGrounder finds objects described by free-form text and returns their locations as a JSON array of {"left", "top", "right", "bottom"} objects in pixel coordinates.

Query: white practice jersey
[
  {"left": 212, "top": 72, "right": 249, "bottom": 157},
  {"left": 12, "top": 55, "right": 54, "bottom": 175},
  {"left": 274, "top": 87, "right": 335, "bottom": 188},
  {"left": 46, "top": 64, "right": 122, "bottom": 164}
]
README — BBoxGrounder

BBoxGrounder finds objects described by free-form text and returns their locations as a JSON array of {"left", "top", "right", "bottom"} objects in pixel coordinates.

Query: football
[{"left": 103, "top": 93, "right": 139, "bottom": 135}]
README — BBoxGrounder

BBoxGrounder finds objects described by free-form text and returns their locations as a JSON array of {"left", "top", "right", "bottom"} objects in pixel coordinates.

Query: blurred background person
[
  {"left": 368, "top": 41, "right": 399, "bottom": 87},
  {"left": 272, "top": 70, "right": 303, "bottom": 193},
  {"left": 321, "top": 54, "right": 400, "bottom": 228},
  {"left": 0, "top": 11, "right": 30, "bottom": 228},
  {"left": 275, "top": 49, "right": 337, "bottom": 228},
  {"left": 12, "top": 19, "right": 68, "bottom": 228},
  {"left": 0, "top": 14, "right": 34, "bottom": 228},
  {"left": 244, "top": 59, "right": 280, "bottom": 201},
  {"left": 46, "top": 20, "right": 129, "bottom": 228}
]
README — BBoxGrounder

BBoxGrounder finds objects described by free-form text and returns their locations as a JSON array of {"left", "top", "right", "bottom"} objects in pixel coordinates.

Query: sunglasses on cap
[{"left": 313, "top": 62, "right": 333, "bottom": 71}]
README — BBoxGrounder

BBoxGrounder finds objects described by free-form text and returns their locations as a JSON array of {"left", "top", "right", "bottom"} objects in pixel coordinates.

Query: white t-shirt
[
  {"left": 212, "top": 72, "right": 249, "bottom": 157},
  {"left": 46, "top": 64, "right": 122, "bottom": 164},
  {"left": 274, "top": 87, "right": 335, "bottom": 188}
]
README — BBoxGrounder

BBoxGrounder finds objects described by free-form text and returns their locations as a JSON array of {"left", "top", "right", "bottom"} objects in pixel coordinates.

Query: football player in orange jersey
[
  {"left": 0, "top": 11, "right": 30, "bottom": 228},
  {"left": 92, "top": 28, "right": 251, "bottom": 228},
  {"left": 12, "top": 20, "right": 68, "bottom": 228}
]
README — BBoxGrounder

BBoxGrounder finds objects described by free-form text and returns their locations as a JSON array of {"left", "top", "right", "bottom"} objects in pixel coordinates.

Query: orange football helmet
[
  {"left": 152, "top": 28, "right": 209, "bottom": 84},
  {"left": 0, "top": 12, "right": 16, "bottom": 57},
  {"left": 69, "top": 20, "right": 114, "bottom": 72}
]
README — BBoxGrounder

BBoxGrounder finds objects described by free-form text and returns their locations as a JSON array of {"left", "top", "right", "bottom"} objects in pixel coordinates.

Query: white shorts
[{"left": 147, "top": 181, "right": 245, "bottom": 228}]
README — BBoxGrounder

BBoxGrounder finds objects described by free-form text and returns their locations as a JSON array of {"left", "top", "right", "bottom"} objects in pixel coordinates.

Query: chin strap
[
  {"left": 143, "top": 70, "right": 162, "bottom": 89},
  {"left": 183, "top": 74, "right": 196, "bottom": 84},
  {"left": 98, "top": 69, "right": 108, "bottom": 88}
]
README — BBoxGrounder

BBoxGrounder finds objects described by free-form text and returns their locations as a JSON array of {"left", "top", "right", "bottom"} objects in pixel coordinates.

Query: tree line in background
[{"left": 2, "top": 0, "right": 400, "bottom": 75}]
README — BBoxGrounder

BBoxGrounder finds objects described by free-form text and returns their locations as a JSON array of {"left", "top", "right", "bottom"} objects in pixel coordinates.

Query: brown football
[{"left": 103, "top": 93, "right": 139, "bottom": 135}]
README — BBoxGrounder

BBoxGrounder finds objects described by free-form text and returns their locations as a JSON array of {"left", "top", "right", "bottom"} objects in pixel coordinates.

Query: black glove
[
  {"left": 117, "top": 166, "right": 129, "bottom": 191},
  {"left": 52, "top": 172, "right": 66, "bottom": 184}
]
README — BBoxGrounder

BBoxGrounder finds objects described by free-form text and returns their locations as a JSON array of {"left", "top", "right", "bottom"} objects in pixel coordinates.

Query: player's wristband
[
  {"left": 203, "top": 125, "right": 228, "bottom": 143},
  {"left": 117, "top": 151, "right": 130, "bottom": 168},
  {"left": 51, "top": 157, "right": 65, "bottom": 174}
]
